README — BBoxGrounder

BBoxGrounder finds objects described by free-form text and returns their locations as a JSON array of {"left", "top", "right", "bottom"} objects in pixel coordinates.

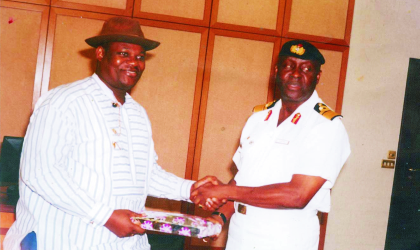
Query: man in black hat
[
  {"left": 4, "top": 17, "right": 220, "bottom": 250},
  {"left": 191, "top": 40, "right": 351, "bottom": 249}
]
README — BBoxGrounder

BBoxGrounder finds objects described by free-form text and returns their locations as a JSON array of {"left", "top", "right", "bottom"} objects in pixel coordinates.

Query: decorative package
[{"left": 131, "top": 211, "right": 222, "bottom": 238}]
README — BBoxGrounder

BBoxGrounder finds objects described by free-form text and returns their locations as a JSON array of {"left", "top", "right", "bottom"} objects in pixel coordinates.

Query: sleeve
[
  {"left": 20, "top": 102, "right": 113, "bottom": 226},
  {"left": 147, "top": 150, "right": 195, "bottom": 201},
  {"left": 232, "top": 146, "right": 242, "bottom": 170},
  {"left": 232, "top": 113, "right": 256, "bottom": 172},
  {"left": 293, "top": 119, "right": 351, "bottom": 187}
]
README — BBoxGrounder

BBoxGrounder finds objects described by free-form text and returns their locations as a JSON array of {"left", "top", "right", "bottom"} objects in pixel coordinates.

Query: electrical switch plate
[
  {"left": 388, "top": 150, "right": 396, "bottom": 159},
  {"left": 381, "top": 159, "right": 395, "bottom": 169}
]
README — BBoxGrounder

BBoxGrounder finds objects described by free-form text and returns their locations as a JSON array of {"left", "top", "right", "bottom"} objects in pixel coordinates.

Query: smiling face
[
  {"left": 276, "top": 56, "right": 321, "bottom": 106},
  {"left": 95, "top": 42, "right": 146, "bottom": 100}
]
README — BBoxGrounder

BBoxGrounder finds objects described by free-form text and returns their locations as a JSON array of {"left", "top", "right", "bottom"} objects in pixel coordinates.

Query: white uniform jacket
[{"left": 227, "top": 91, "right": 351, "bottom": 250}]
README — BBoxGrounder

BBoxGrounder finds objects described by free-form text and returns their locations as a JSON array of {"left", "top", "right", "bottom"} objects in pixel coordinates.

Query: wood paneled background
[{"left": 0, "top": 0, "right": 354, "bottom": 249}]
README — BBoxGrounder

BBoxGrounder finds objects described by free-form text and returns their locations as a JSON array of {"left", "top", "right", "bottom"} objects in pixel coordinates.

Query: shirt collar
[
  {"left": 272, "top": 90, "right": 321, "bottom": 126},
  {"left": 92, "top": 73, "right": 132, "bottom": 104}
]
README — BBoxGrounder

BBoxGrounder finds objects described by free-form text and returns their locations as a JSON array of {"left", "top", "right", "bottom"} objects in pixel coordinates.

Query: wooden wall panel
[
  {"left": 43, "top": 9, "right": 113, "bottom": 92},
  {"left": 6, "top": 0, "right": 51, "bottom": 5},
  {"left": 0, "top": 2, "right": 49, "bottom": 139},
  {"left": 211, "top": 0, "right": 285, "bottom": 36},
  {"left": 190, "top": 30, "right": 279, "bottom": 248},
  {"left": 134, "top": 0, "right": 212, "bottom": 27},
  {"left": 216, "top": 0, "right": 279, "bottom": 29},
  {"left": 316, "top": 49, "right": 343, "bottom": 111},
  {"left": 137, "top": 0, "right": 205, "bottom": 20},
  {"left": 51, "top": 0, "right": 134, "bottom": 16},
  {"left": 313, "top": 43, "right": 349, "bottom": 114},
  {"left": 283, "top": 0, "right": 354, "bottom": 45},
  {"left": 139, "top": 23, "right": 207, "bottom": 213},
  {"left": 196, "top": 31, "right": 278, "bottom": 183},
  {"left": 131, "top": 21, "right": 207, "bottom": 189},
  {"left": 55, "top": 0, "right": 127, "bottom": 9}
]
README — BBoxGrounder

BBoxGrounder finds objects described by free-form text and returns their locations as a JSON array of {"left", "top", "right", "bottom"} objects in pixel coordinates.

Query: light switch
[{"left": 388, "top": 150, "right": 396, "bottom": 159}]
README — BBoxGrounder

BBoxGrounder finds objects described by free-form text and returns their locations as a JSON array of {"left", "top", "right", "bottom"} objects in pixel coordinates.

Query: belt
[{"left": 238, "top": 203, "right": 247, "bottom": 214}]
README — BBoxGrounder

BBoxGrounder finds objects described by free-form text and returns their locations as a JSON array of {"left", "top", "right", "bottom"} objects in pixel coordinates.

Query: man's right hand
[{"left": 104, "top": 210, "right": 146, "bottom": 238}]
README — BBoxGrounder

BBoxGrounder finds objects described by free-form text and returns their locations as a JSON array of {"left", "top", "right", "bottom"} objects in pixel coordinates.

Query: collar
[
  {"left": 92, "top": 73, "right": 132, "bottom": 105},
  {"left": 273, "top": 90, "right": 321, "bottom": 112},
  {"left": 269, "top": 91, "right": 321, "bottom": 125}
]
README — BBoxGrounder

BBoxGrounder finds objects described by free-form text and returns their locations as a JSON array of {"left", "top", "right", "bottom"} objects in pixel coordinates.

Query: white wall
[{"left": 325, "top": 1, "right": 420, "bottom": 249}]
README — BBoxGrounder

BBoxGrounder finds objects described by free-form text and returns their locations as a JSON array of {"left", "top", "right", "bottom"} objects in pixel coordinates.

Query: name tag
[{"left": 275, "top": 138, "right": 289, "bottom": 145}]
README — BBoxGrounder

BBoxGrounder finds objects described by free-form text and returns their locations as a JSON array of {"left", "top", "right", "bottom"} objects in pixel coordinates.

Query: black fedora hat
[{"left": 85, "top": 17, "right": 160, "bottom": 51}]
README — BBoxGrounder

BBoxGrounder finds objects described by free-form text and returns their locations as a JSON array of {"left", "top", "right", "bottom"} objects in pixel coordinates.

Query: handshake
[{"left": 189, "top": 176, "right": 228, "bottom": 211}]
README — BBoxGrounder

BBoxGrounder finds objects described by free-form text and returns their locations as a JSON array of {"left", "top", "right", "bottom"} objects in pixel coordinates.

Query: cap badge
[
  {"left": 264, "top": 110, "right": 273, "bottom": 121},
  {"left": 290, "top": 44, "right": 305, "bottom": 56},
  {"left": 291, "top": 113, "right": 301, "bottom": 124}
]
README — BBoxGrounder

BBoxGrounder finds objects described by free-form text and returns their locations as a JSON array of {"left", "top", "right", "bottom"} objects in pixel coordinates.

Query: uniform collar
[
  {"left": 270, "top": 90, "right": 321, "bottom": 125},
  {"left": 274, "top": 90, "right": 320, "bottom": 112}
]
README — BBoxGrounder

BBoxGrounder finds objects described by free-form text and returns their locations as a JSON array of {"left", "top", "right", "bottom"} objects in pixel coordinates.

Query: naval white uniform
[{"left": 227, "top": 91, "right": 351, "bottom": 250}]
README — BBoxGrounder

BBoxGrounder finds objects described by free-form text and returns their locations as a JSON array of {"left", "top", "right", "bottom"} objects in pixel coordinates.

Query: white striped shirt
[{"left": 4, "top": 74, "right": 194, "bottom": 250}]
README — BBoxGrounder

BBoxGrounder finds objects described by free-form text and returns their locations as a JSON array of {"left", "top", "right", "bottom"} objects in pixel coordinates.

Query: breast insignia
[
  {"left": 252, "top": 100, "right": 277, "bottom": 113},
  {"left": 314, "top": 103, "right": 342, "bottom": 121}
]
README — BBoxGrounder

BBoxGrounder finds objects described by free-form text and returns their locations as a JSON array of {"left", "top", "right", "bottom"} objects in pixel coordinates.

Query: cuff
[
  {"left": 88, "top": 203, "right": 114, "bottom": 226},
  {"left": 181, "top": 179, "right": 195, "bottom": 201}
]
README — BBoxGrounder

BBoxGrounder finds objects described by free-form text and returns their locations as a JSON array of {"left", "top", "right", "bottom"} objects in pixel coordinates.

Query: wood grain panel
[
  {"left": 51, "top": 0, "right": 134, "bottom": 16},
  {"left": 43, "top": 9, "right": 114, "bottom": 92},
  {"left": 217, "top": 0, "right": 279, "bottom": 29},
  {"left": 283, "top": 0, "right": 355, "bottom": 45},
  {"left": 133, "top": 0, "right": 212, "bottom": 27},
  {"left": 316, "top": 49, "right": 343, "bottom": 111},
  {"left": 211, "top": 0, "right": 285, "bottom": 36},
  {"left": 6, "top": 0, "right": 51, "bottom": 5},
  {"left": 196, "top": 31, "right": 278, "bottom": 183},
  {"left": 0, "top": 2, "right": 49, "bottom": 139},
  {"left": 130, "top": 22, "right": 206, "bottom": 187},
  {"left": 288, "top": 0, "right": 348, "bottom": 39},
  {"left": 133, "top": 22, "right": 208, "bottom": 213},
  {"left": 190, "top": 30, "right": 279, "bottom": 248},
  {"left": 136, "top": 0, "right": 204, "bottom": 20}
]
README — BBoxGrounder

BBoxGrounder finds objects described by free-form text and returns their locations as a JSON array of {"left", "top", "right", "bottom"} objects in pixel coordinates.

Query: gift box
[{"left": 131, "top": 211, "right": 221, "bottom": 238}]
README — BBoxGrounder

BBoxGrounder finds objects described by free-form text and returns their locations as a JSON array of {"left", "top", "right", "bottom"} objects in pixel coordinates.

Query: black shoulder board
[
  {"left": 314, "top": 103, "right": 342, "bottom": 121},
  {"left": 252, "top": 100, "right": 277, "bottom": 113}
]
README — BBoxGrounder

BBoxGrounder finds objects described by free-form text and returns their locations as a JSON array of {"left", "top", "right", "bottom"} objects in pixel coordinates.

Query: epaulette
[
  {"left": 314, "top": 103, "right": 342, "bottom": 121},
  {"left": 252, "top": 100, "right": 277, "bottom": 113}
]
